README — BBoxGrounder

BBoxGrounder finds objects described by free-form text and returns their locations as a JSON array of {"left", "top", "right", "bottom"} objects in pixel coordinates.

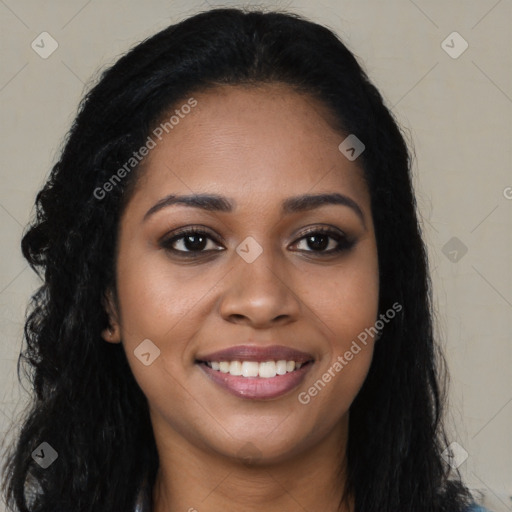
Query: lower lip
[{"left": 198, "top": 362, "right": 313, "bottom": 400}]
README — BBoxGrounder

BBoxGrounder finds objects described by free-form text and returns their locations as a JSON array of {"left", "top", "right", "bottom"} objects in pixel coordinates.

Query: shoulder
[{"left": 465, "top": 505, "right": 492, "bottom": 512}]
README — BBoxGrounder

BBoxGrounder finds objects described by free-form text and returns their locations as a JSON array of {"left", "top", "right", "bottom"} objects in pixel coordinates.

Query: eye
[
  {"left": 159, "top": 227, "right": 223, "bottom": 256},
  {"left": 292, "top": 227, "right": 355, "bottom": 255}
]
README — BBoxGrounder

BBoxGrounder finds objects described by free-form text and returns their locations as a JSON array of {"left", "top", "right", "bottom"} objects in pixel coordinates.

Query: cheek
[
  {"left": 114, "top": 254, "right": 197, "bottom": 419},
  {"left": 115, "top": 248, "right": 204, "bottom": 341},
  {"left": 298, "top": 272, "right": 378, "bottom": 418},
  {"left": 113, "top": 250, "right": 209, "bottom": 400},
  {"left": 312, "top": 246, "right": 379, "bottom": 346},
  {"left": 303, "top": 247, "right": 379, "bottom": 408}
]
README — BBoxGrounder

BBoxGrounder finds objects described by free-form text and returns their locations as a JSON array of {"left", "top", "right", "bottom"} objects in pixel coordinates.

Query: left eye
[{"left": 292, "top": 228, "right": 354, "bottom": 254}]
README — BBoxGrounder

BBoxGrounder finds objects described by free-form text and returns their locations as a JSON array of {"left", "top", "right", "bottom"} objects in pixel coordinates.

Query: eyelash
[{"left": 159, "top": 225, "right": 355, "bottom": 258}]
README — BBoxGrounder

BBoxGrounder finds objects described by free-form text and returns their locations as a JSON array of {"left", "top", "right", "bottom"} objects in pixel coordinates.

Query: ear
[{"left": 101, "top": 288, "right": 121, "bottom": 344}]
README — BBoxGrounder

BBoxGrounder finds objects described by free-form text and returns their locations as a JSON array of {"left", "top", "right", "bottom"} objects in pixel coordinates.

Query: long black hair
[{"left": 2, "top": 7, "right": 473, "bottom": 512}]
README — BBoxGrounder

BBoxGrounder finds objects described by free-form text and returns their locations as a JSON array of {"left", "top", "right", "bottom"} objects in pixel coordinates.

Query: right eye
[{"left": 159, "top": 227, "right": 224, "bottom": 257}]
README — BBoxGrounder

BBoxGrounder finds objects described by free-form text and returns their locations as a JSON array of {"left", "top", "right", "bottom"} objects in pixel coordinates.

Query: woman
[{"left": 1, "top": 7, "right": 491, "bottom": 512}]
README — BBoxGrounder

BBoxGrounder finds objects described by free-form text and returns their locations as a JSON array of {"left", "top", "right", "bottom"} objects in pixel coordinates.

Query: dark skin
[{"left": 102, "top": 83, "right": 379, "bottom": 511}]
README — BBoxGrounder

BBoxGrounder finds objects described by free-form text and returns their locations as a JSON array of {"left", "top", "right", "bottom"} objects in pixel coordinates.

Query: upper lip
[{"left": 196, "top": 344, "right": 314, "bottom": 363}]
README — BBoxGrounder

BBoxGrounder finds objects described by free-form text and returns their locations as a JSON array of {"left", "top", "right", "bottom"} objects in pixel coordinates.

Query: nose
[{"left": 218, "top": 246, "right": 301, "bottom": 328}]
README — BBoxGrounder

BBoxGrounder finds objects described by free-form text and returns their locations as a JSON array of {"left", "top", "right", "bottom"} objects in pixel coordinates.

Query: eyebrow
[{"left": 143, "top": 192, "right": 366, "bottom": 227}]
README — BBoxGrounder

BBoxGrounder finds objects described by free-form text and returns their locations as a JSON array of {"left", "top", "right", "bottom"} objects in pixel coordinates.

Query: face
[{"left": 103, "top": 83, "right": 379, "bottom": 466}]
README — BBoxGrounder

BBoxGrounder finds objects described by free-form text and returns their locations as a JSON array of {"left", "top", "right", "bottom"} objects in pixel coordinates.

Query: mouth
[{"left": 195, "top": 345, "right": 314, "bottom": 400}]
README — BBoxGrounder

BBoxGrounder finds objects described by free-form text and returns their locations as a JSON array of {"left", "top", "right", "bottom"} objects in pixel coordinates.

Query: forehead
[{"left": 127, "top": 84, "right": 369, "bottom": 216}]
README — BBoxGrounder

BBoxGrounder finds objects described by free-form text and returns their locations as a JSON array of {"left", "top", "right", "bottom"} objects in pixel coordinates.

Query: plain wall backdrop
[{"left": 0, "top": 1, "right": 511, "bottom": 511}]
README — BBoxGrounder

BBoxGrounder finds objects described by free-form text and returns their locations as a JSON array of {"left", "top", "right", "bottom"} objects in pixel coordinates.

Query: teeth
[
  {"left": 259, "top": 361, "right": 276, "bottom": 378},
  {"left": 242, "top": 361, "right": 259, "bottom": 377},
  {"left": 276, "top": 360, "right": 287, "bottom": 375},
  {"left": 205, "top": 360, "right": 306, "bottom": 378},
  {"left": 229, "top": 361, "right": 242, "bottom": 376}
]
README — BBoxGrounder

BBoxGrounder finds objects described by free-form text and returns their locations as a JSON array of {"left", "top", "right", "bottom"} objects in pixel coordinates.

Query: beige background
[{"left": 0, "top": 1, "right": 511, "bottom": 511}]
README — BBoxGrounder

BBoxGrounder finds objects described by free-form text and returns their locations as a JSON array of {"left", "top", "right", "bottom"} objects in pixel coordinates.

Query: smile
[
  {"left": 204, "top": 360, "right": 304, "bottom": 378},
  {"left": 196, "top": 344, "right": 314, "bottom": 400}
]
